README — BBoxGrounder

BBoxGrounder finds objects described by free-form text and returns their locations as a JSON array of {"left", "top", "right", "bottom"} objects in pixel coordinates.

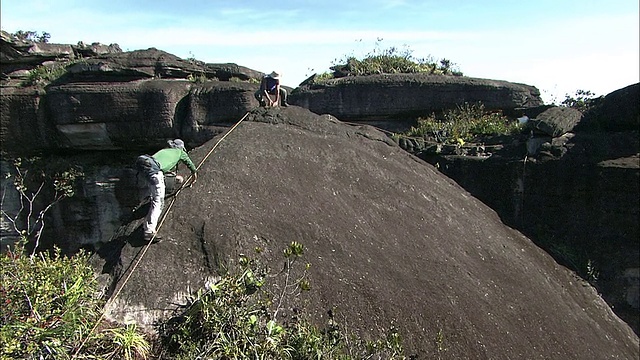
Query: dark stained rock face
[
  {"left": 94, "top": 107, "right": 638, "bottom": 359},
  {"left": 526, "top": 106, "right": 584, "bottom": 137},
  {"left": 64, "top": 48, "right": 260, "bottom": 82},
  {"left": 1, "top": 37, "right": 266, "bottom": 154},
  {"left": 0, "top": 79, "right": 261, "bottom": 153},
  {"left": 0, "top": 87, "right": 52, "bottom": 152},
  {"left": 289, "top": 74, "right": 544, "bottom": 121},
  {"left": 581, "top": 83, "right": 640, "bottom": 132}
]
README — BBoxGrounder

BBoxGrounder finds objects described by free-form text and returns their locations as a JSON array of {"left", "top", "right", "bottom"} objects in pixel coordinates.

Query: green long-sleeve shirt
[{"left": 152, "top": 148, "right": 197, "bottom": 173}]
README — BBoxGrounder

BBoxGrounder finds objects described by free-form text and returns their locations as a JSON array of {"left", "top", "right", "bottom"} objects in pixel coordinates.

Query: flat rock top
[
  {"left": 299, "top": 73, "right": 537, "bottom": 88},
  {"left": 102, "top": 107, "right": 638, "bottom": 359}
]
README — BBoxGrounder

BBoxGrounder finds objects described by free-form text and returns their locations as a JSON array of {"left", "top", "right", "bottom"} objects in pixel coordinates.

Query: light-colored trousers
[{"left": 144, "top": 172, "right": 165, "bottom": 235}]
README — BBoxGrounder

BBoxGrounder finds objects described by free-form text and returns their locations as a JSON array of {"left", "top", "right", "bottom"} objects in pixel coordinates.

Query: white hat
[
  {"left": 168, "top": 139, "right": 186, "bottom": 151},
  {"left": 268, "top": 71, "right": 280, "bottom": 79}
]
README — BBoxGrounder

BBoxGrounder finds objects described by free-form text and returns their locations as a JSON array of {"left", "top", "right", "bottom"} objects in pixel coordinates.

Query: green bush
[
  {"left": 406, "top": 102, "right": 521, "bottom": 144},
  {"left": 338, "top": 47, "right": 460, "bottom": 77},
  {"left": 0, "top": 237, "right": 409, "bottom": 359},
  {"left": 159, "top": 242, "right": 409, "bottom": 359},
  {"left": 0, "top": 242, "right": 98, "bottom": 357},
  {"left": 187, "top": 72, "right": 208, "bottom": 83},
  {"left": 307, "top": 41, "right": 462, "bottom": 84},
  {"left": 21, "top": 63, "right": 68, "bottom": 86},
  {"left": 0, "top": 241, "right": 150, "bottom": 359},
  {"left": 560, "top": 89, "right": 598, "bottom": 113}
]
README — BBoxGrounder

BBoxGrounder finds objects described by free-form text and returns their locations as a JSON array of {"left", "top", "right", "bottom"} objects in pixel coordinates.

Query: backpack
[
  {"left": 135, "top": 155, "right": 161, "bottom": 179},
  {"left": 265, "top": 77, "right": 278, "bottom": 94}
]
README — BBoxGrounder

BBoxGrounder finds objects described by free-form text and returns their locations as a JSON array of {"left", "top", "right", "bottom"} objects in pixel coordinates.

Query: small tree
[
  {"left": 1, "top": 157, "right": 83, "bottom": 255},
  {"left": 560, "top": 89, "right": 598, "bottom": 113},
  {"left": 11, "top": 30, "right": 51, "bottom": 43}
]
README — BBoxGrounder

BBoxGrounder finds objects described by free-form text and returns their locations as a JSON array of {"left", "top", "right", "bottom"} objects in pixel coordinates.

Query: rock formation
[
  {"left": 399, "top": 83, "right": 640, "bottom": 334},
  {"left": 1, "top": 32, "right": 638, "bottom": 357},
  {"left": 289, "top": 73, "right": 544, "bottom": 121},
  {"left": 93, "top": 107, "right": 637, "bottom": 359},
  {"left": 1, "top": 32, "right": 266, "bottom": 154}
]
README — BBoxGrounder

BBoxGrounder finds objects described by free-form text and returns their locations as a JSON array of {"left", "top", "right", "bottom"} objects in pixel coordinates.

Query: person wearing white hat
[
  {"left": 254, "top": 71, "right": 289, "bottom": 107},
  {"left": 136, "top": 139, "right": 197, "bottom": 242}
]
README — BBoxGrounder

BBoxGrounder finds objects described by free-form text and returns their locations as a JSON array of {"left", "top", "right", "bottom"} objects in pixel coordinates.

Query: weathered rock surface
[
  {"left": 1, "top": 30, "right": 263, "bottom": 84},
  {"left": 64, "top": 48, "right": 263, "bottom": 82},
  {"left": 398, "top": 85, "right": 640, "bottom": 335},
  {"left": 526, "top": 106, "right": 584, "bottom": 137},
  {"left": 0, "top": 79, "right": 261, "bottom": 153},
  {"left": 0, "top": 39, "right": 269, "bottom": 153},
  {"left": 0, "top": 30, "right": 122, "bottom": 77},
  {"left": 289, "top": 73, "right": 544, "bottom": 121},
  {"left": 86, "top": 107, "right": 639, "bottom": 359},
  {"left": 580, "top": 83, "right": 640, "bottom": 132}
]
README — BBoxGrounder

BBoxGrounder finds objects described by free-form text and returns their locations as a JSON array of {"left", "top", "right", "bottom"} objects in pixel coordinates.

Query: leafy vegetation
[
  {"left": 309, "top": 39, "right": 462, "bottom": 84},
  {"left": 186, "top": 72, "right": 209, "bottom": 83},
  {"left": 10, "top": 30, "right": 51, "bottom": 43},
  {"left": 0, "top": 235, "right": 409, "bottom": 359},
  {"left": 1, "top": 157, "right": 83, "bottom": 254},
  {"left": 9, "top": 30, "right": 68, "bottom": 86},
  {"left": 21, "top": 62, "right": 70, "bottom": 86},
  {"left": 0, "top": 240, "right": 151, "bottom": 359},
  {"left": 160, "top": 241, "right": 409, "bottom": 359},
  {"left": 560, "top": 89, "right": 598, "bottom": 113},
  {"left": 405, "top": 102, "right": 522, "bottom": 144}
]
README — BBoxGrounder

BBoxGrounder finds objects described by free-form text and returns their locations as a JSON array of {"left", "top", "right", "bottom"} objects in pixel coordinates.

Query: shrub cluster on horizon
[{"left": 306, "top": 39, "right": 463, "bottom": 84}]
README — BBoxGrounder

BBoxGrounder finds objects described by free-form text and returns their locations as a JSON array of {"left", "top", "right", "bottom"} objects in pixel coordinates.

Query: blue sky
[{"left": 2, "top": 0, "right": 638, "bottom": 103}]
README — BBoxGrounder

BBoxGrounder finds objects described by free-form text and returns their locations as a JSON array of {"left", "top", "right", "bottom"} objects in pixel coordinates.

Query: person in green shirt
[{"left": 141, "top": 139, "right": 197, "bottom": 241}]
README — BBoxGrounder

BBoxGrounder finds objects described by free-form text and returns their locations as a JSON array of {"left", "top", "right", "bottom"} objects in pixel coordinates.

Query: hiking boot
[
  {"left": 144, "top": 232, "right": 162, "bottom": 243},
  {"left": 281, "top": 102, "right": 289, "bottom": 107}
]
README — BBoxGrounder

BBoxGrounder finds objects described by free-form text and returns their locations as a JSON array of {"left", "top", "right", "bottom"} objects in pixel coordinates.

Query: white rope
[{"left": 73, "top": 111, "right": 250, "bottom": 357}]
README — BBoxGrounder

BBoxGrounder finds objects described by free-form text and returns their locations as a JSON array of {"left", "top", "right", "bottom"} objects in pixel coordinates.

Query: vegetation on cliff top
[{"left": 307, "top": 39, "right": 463, "bottom": 84}]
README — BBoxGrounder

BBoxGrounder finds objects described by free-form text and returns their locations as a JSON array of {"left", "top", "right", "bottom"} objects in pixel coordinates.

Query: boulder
[
  {"left": 1, "top": 30, "right": 74, "bottom": 73},
  {"left": 84, "top": 107, "right": 638, "bottom": 359},
  {"left": 526, "top": 106, "right": 584, "bottom": 137},
  {"left": 289, "top": 73, "right": 543, "bottom": 121},
  {"left": 204, "top": 63, "right": 265, "bottom": 82},
  {"left": 72, "top": 41, "right": 122, "bottom": 58},
  {"left": 0, "top": 78, "right": 261, "bottom": 153},
  {"left": 183, "top": 81, "right": 260, "bottom": 142},
  {"left": 1, "top": 34, "right": 263, "bottom": 84},
  {"left": 581, "top": 83, "right": 640, "bottom": 132},
  {"left": 413, "top": 120, "right": 640, "bottom": 335},
  {"left": 0, "top": 41, "right": 267, "bottom": 153},
  {"left": 64, "top": 48, "right": 206, "bottom": 81}
]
